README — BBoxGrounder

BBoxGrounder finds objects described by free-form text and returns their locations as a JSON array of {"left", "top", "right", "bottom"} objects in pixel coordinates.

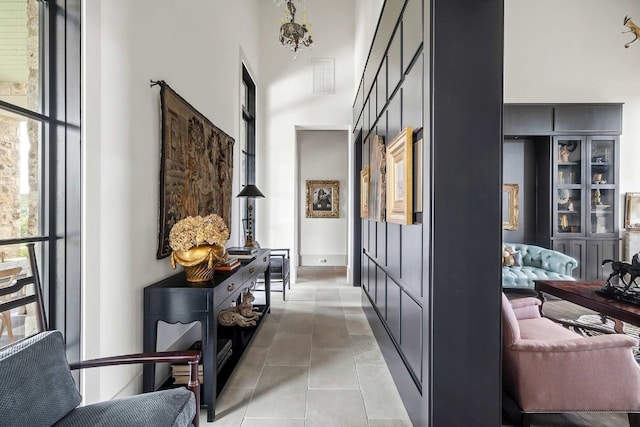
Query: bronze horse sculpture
[{"left": 602, "top": 254, "right": 640, "bottom": 292}]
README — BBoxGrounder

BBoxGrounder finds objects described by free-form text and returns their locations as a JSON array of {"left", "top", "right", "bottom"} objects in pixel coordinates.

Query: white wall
[
  {"left": 82, "top": 0, "right": 260, "bottom": 402},
  {"left": 505, "top": 0, "right": 640, "bottom": 241},
  {"left": 256, "top": 0, "right": 356, "bottom": 267},
  {"left": 298, "top": 130, "right": 349, "bottom": 266}
]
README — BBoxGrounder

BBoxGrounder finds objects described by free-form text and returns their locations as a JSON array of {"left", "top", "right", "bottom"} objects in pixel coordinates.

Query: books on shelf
[
  {"left": 171, "top": 339, "right": 233, "bottom": 385},
  {"left": 215, "top": 258, "right": 241, "bottom": 272},
  {"left": 227, "top": 247, "right": 258, "bottom": 255}
]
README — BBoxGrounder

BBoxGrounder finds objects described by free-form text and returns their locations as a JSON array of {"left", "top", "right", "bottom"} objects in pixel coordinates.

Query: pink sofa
[{"left": 502, "top": 293, "right": 640, "bottom": 426}]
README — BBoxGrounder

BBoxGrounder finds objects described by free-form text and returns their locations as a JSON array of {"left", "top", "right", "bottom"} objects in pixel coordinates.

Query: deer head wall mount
[{"left": 623, "top": 15, "right": 640, "bottom": 48}]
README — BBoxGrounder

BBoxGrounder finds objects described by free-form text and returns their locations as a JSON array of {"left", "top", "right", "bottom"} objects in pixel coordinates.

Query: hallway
[{"left": 205, "top": 266, "right": 412, "bottom": 426}]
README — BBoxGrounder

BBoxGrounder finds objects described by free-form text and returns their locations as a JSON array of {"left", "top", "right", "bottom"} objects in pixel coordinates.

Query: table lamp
[{"left": 236, "top": 184, "right": 265, "bottom": 247}]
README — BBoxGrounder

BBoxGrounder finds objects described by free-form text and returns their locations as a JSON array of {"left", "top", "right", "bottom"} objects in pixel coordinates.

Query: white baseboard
[{"left": 299, "top": 254, "right": 347, "bottom": 266}]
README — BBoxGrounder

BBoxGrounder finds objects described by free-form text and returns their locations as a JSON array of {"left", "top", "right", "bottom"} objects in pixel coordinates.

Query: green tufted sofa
[{"left": 502, "top": 243, "right": 578, "bottom": 289}]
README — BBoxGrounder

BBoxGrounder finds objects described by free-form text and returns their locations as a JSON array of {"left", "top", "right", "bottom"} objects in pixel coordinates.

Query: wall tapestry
[
  {"left": 155, "top": 81, "right": 234, "bottom": 259},
  {"left": 369, "top": 135, "right": 386, "bottom": 222}
]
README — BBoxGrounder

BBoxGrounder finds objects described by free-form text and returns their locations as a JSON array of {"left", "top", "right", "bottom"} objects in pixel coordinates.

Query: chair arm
[
  {"left": 511, "top": 334, "right": 637, "bottom": 353},
  {"left": 509, "top": 297, "right": 541, "bottom": 320},
  {"left": 541, "top": 250, "right": 578, "bottom": 275},
  {"left": 70, "top": 350, "right": 200, "bottom": 427}
]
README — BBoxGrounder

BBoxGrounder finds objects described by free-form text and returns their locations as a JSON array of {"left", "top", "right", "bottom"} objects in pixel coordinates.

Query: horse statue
[{"left": 602, "top": 253, "right": 640, "bottom": 292}]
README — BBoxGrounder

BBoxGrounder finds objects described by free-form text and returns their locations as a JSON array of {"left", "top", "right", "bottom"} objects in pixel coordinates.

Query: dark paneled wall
[{"left": 353, "top": 0, "right": 503, "bottom": 426}]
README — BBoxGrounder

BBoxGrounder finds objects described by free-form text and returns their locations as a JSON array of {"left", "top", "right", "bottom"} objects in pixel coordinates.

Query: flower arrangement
[{"left": 169, "top": 214, "right": 229, "bottom": 252}]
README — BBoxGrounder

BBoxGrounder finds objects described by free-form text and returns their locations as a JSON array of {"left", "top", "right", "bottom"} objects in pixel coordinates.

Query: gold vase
[{"left": 170, "top": 244, "right": 228, "bottom": 282}]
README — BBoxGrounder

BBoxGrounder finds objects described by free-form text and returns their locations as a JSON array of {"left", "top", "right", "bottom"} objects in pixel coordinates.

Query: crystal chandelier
[{"left": 276, "top": 0, "right": 313, "bottom": 59}]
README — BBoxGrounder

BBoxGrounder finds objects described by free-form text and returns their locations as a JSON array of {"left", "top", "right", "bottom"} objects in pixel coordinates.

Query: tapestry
[{"left": 156, "top": 81, "right": 234, "bottom": 259}]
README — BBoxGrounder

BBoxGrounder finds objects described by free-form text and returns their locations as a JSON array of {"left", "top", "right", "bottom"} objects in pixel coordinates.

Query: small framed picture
[
  {"left": 360, "top": 166, "right": 370, "bottom": 218},
  {"left": 306, "top": 180, "right": 340, "bottom": 218},
  {"left": 503, "top": 183, "right": 519, "bottom": 231},
  {"left": 386, "top": 127, "right": 413, "bottom": 225},
  {"left": 625, "top": 193, "right": 640, "bottom": 230}
]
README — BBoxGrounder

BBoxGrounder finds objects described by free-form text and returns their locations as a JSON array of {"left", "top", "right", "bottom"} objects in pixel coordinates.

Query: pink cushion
[{"left": 518, "top": 318, "right": 581, "bottom": 341}]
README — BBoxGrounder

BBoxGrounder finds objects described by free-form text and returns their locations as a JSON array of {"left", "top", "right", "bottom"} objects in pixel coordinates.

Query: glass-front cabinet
[{"left": 552, "top": 135, "right": 619, "bottom": 280}]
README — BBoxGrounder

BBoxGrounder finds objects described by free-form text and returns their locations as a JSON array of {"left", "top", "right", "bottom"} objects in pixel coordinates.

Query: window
[
  {"left": 240, "top": 65, "right": 256, "bottom": 237},
  {"left": 0, "top": 0, "right": 81, "bottom": 358}
]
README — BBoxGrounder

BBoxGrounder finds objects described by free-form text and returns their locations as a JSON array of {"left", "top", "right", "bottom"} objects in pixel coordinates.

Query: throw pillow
[
  {"left": 511, "top": 250, "right": 523, "bottom": 267},
  {"left": 502, "top": 246, "right": 515, "bottom": 267}
]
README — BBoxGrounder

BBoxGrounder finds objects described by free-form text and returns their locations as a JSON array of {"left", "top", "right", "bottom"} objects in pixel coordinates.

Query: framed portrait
[
  {"left": 369, "top": 135, "right": 386, "bottom": 222},
  {"left": 502, "top": 184, "right": 519, "bottom": 231},
  {"left": 360, "top": 166, "right": 370, "bottom": 218},
  {"left": 386, "top": 127, "right": 413, "bottom": 225},
  {"left": 306, "top": 180, "right": 340, "bottom": 218},
  {"left": 625, "top": 192, "right": 640, "bottom": 230}
]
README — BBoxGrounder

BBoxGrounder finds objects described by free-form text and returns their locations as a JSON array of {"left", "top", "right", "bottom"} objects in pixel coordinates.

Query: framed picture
[
  {"left": 415, "top": 138, "right": 423, "bottom": 213},
  {"left": 369, "top": 135, "right": 386, "bottom": 222},
  {"left": 386, "top": 127, "right": 413, "bottom": 225},
  {"left": 625, "top": 192, "right": 640, "bottom": 230},
  {"left": 503, "top": 184, "right": 519, "bottom": 231},
  {"left": 360, "top": 166, "right": 370, "bottom": 218},
  {"left": 306, "top": 180, "right": 340, "bottom": 218}
]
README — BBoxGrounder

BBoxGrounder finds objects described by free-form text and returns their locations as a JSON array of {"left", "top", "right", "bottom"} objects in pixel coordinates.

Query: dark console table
[{"left": 143, "top": 248, "right": 271, "bottom": 422}]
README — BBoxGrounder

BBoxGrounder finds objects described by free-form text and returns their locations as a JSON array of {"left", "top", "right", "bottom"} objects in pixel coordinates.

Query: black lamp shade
[{"left": 236, "top": 184, "right": 265, "bottom": 198}]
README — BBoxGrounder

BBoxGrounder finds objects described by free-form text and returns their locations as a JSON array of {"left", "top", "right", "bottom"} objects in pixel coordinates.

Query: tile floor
[{"left": 203, "top": 266, "right": 412, "bottom": 427}]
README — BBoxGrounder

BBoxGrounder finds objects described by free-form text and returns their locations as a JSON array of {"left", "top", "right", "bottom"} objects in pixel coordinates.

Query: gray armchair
[
  {"left": 0, "top": 243, "right": 200, "bottom": 427},
  {"left": 0, "top": 330, "right": 200, "bottom": 427}
]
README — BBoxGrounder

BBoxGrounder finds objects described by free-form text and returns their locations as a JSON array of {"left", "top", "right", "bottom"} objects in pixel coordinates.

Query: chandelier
[{"left": 276, "top": 0, "right": 313, "bottom": 58}]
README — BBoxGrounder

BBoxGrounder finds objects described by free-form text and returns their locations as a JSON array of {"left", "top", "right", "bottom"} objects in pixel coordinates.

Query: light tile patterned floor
[{"left": 203, "top": 266, "right": 412, "bottom": 427}]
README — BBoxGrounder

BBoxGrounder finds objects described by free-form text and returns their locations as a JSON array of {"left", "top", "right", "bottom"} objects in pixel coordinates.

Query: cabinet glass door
[
  {"left": 588, "top": 137, "right": 616, "bottom": 236},
  {"left": 556, "top": 137, "right": 583, "bottom": 235}
]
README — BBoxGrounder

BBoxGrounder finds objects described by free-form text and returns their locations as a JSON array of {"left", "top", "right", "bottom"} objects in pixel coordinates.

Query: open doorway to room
[{"left": 295, "top": 129, "right": 351, "bottom": 283}]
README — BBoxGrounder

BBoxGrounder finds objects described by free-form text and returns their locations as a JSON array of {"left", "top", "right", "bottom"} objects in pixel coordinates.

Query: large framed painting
[
  {"left": 156, "top": 81, "right": 235, "bottom": 258},
  {"left": 306, "top": 180, "right": 340, "bottom": 218},
  {"left": 386, "top": 127, "right": 413, "bottom": 225},
  {"left": 369, "top": 135, "right": 386, "bottom": 222},
  {"left": 502, "top": 183, "right": 519, "bottom": 231}
]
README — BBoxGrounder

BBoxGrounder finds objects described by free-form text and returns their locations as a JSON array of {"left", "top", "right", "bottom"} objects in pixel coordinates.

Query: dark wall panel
[
  {"left": 402, "top": 55, "right": 423, "bottom": 130},
  {"left": 401, "top": 223, "right": 422, "bottom": 298},
  {"left": 376, "top": 265, "right": 387, "bottom": 318},
  {"left": 430, "top": 0, "right": 503, "bottom": 425},
  {"left": 377, "top": 221, "right": 387, "bottom": 266},
  {"left": 362, "top": 254, "right": 369, "bottom": 290},
  {"left": 387, "top": 224, "right": 401, "bottom": 278},
  {"left": 377, "top": 58, "right": 388, "bottom": 119},
  {"left": 401, "top": 291, "right": 422, "bottom": 380},
  {"left": 388, "top": 92, "right": 402, "bottom": 143},
  {"left": 402, "top": 0, "right": 422, "bottom": 73},
  {"left": 388, "top": 29, "right": 402, "bottom": 97},
  {"left": 387, "top": 277, "right": 401, "bottom": 342}
]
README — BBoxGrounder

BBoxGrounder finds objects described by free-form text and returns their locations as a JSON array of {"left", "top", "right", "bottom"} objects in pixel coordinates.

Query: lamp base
[{"left": 244, "top": 238, "right": 260, "bottom": 248}]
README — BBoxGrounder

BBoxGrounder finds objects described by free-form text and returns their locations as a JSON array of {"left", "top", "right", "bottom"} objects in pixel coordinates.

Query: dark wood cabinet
[
  {"left": 143, "top": 249, "right": 270, "bottom": 422},
  {"left": 505, "top": 103, "right": 623, "bottom": 280}
]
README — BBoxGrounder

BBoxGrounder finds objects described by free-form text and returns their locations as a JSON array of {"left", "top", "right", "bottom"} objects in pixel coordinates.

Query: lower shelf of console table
[{"left": 142, "top": 249, "right": 271, "bottom": 422}]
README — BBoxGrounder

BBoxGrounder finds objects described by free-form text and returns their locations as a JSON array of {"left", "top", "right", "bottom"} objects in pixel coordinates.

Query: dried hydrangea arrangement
[{"left": 169, "top": 214, "right": 230, "bottom": 252}]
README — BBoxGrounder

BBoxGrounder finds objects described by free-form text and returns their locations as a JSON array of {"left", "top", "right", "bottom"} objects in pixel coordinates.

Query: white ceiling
[{"left": 0, "top": 0, "right": 29, "bottom": 83}]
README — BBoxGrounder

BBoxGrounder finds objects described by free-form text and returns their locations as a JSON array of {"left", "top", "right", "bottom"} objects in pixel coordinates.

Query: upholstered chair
[{"left": 502, "top": 293, "right": 640, "bottom": 427}]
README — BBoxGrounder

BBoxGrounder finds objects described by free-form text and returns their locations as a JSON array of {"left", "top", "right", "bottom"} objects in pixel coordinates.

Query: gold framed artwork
[
  {"left": 306, "top": 180, "right": 340, "bottom": 218},
  {"left": 415, "top": 138, "right": 423, "bottom": 213},
  {"left": 369, "top": 135, "right": 386, "bottom": 222},
  {"left": 503, "top": 183, "right": 519, "bottom": 231},
  {"left": 625, "top": 192, "right": 640, "bottom": 230},
  {"left": 386, "top": 127, "right": 413, "bottom": 225},
  {"left": 360, "top": 166, "right": 370, "bottom": 218}
]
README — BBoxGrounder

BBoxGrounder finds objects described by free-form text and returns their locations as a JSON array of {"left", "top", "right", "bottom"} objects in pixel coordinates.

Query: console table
[{"left": 143, "top": 249, "right": 271, "bottom": 422}]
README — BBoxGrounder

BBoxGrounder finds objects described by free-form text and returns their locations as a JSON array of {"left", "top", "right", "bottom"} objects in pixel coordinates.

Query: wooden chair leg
[
  {"left": 1, "top": 311, "right": 14, "bottom": 342},
  {"left": 629, "top": 412, "right": 640, "bottom": 427}
]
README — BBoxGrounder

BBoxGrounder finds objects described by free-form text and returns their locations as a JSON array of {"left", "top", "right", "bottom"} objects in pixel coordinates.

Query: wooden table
[{"left": 534, "top": 280, "right": 640, "bottom": 331}]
